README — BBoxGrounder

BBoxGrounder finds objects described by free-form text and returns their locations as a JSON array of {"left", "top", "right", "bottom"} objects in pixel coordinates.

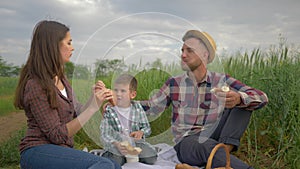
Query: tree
[
  {"left": 73, "top": 64, "right": 91, "bottom": 79},
  {"left": 0, "top": 56, "right": 20, "bottom": 77},
  {"left": 94, "top": 59, "right": 127, "bottom": 77},
  {"left": 151, "top": 58, "right": 163, "bottom": 69},
  {"left": 65, "top": 62, "right": 75, "bottom": 79},
  {"left": 64, "top": 62, "right": 92, "bottom": 79}
]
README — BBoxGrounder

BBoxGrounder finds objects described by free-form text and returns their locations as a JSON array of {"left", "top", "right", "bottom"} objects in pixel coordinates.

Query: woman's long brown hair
[{"left": 14, "top": 20, "right": 69, "bottom": 109}]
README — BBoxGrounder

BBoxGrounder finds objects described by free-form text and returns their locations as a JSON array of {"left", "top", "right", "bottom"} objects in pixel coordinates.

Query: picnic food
[
  {"left": 221, "top": 86, "right": 230, "bottom": 92},
  {"left": 210, "top": 86, "right": 230, "bottom": 93},
  {"left": 120, "top": 141, "right": 142, "bottom": 155}
]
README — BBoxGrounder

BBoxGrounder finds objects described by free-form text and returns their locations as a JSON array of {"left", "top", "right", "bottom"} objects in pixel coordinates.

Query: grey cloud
[{"left": 0, "top": 0, "right": 299, "bottom": 66}]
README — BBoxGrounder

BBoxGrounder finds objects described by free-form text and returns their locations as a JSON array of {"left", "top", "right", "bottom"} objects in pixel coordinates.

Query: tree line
[
  {"left": 0, "top": 56, "right": 20, "bottom": 77},
  {"left": 0, "top": 56, "right": 165, "bottom": 79}
]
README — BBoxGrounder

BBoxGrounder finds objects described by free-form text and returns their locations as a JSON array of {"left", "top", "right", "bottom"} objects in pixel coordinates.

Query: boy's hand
[
  {"left": 130, "top": 131, "right": 144, "bottom": 140},
  {"left": 113, "top": 142, "right": 128, "bottom": 155}
]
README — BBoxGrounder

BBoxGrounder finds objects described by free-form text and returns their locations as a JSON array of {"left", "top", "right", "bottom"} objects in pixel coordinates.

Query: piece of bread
[
  {"left": 120, "top": 141, "right": 142, "bottom": 155},
  {"left": 134, "top": 147, "right": 142, "bottom": 153},
  {"left": 221, "top": 86, "right": 230, "bottom": 92},
  {"left": 210, "top": 86, "right": 230, "bottom": 93}
]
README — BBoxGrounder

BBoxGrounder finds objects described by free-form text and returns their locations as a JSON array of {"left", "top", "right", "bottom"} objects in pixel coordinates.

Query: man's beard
[{"left": 181, "top": 61, "right": 199, "bottom": 71}]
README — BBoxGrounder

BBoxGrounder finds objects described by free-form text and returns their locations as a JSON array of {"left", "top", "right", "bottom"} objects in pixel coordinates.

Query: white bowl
[{"left": 126, "top": 155, "right": 139, "bottom": 163}]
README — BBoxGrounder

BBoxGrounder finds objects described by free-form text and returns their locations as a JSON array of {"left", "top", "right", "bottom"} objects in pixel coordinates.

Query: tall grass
[
  {"left": 0, "top": 128, "right": 25, "bottom": 168},
  {"left": 224, "top": 48, "right": 300, "bottom": 168},
  {"left": 0, "top": 77, "right": 19, "bottom": 116}
]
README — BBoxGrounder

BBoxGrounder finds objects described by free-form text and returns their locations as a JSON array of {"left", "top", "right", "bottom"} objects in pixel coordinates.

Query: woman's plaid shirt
[{"left": 19, "top": 77, "right": 82, "bottom": 152}]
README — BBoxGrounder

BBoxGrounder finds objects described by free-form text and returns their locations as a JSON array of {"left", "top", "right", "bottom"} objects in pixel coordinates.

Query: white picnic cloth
[{"left": 88, "top": 143, "right": 202, "bottom": 169}]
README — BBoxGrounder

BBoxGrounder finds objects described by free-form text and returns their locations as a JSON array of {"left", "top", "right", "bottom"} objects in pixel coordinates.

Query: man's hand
[
  {"left": 224, "top": 90, "right": 241, "bottom": 108},
  {"left": 212, "top": 87, "right": 241, "bottom": 108}
]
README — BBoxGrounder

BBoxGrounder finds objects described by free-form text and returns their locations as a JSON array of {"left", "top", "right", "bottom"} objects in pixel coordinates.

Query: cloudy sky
[{"left": 1, "top": 0, "right": 300, "bottom": 67}]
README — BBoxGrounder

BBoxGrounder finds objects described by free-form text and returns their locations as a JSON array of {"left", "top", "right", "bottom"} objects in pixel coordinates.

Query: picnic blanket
[{"left": 89, "top": 143, "right": 182, "bottom": 169}]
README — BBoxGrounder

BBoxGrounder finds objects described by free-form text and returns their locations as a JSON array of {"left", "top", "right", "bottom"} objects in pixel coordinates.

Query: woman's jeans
[{"left": 20, "top": 144, "right": 121, "bottom": 169}]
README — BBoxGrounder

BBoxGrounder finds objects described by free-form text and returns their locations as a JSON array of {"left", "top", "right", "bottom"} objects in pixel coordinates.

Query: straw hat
[{"left": 182, "top": 30, "right": 216, "bottom": 63}]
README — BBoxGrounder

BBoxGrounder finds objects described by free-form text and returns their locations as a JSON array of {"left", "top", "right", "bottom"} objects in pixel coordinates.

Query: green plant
[
  {"left": 0, "top": 77, "right": 20, "bottom": 116},
  {"left": 0, "top": 128, "right": 25, "bottom": 168},
  {"left": 224, "top": 48, "right": 300, "bottom": 168}
]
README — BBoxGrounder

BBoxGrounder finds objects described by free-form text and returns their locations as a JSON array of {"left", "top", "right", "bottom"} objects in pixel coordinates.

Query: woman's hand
[
  {"left": 94, "top": 81, "right": 115, "bottom": 106},
  {"left": 95, "top": 80, "right": 106, "bottom": 91},
  {"left": 87, "top": 81, "right": 111, "bottom": 112},
  {"left": 68, "top": 81, "right": 111, "bottom": 136},
  {"left": 92, "top": 89, "right": 112, "bottom": 111}
]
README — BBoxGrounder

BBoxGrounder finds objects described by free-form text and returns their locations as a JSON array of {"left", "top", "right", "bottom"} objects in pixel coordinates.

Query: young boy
[{"left": 100, "top": 74, "right": 157, "bottom": 166}]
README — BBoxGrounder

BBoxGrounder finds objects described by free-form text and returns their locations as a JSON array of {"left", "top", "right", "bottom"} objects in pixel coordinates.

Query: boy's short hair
[{"left": 114, "top": 74, "right": 138, "bottom": 91}]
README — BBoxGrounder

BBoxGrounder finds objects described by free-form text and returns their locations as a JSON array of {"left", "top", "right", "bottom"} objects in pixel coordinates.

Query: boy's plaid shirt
[{"left": 100, "top": 101, "right": 151, "bottom": 148}]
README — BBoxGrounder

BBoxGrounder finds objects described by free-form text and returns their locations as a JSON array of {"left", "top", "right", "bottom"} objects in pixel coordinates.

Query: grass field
[
  {"left": 0, "top": 77, "right": 20, "bottom": 116},
  {"left": 0, "top": 46, "right": 299, "bottom": 168}
]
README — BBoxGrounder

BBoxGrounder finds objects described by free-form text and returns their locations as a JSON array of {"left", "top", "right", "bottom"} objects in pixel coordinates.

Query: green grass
[
  {"left": 0, "top": 128, "right": 25, "bottom": 168},
  {"left": 224, "top": 48, "right": 300, "bottom": 169},
  {"left": 1, "top": 45, "right": 299, "bottom": 168},
  {"left": 0, "top": 77, "right": 20, "bottom": 116}
]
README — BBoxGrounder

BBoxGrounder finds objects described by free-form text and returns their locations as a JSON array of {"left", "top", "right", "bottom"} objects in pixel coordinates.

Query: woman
[{"left": 14, "top": 20, "right": 121, "bottom": 169}]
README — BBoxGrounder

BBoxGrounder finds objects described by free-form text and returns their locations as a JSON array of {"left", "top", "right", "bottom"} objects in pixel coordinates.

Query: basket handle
[{"left": 205, "top": 143, "right": 231, "bottom": 169}]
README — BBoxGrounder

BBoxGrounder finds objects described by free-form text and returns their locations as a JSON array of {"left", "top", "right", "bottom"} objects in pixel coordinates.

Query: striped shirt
[{"left": 140, "top": 71, "right": 268, "bottom": 143}]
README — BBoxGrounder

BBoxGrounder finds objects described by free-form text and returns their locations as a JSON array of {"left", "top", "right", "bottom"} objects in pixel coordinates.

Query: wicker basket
[{"left": 175, "top": 143, "right": 232, "bottom": 169}]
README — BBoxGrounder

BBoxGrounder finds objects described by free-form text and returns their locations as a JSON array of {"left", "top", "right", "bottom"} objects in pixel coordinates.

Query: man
[{"left": 141, "top": 30, "right": 268, "bottom": 168}]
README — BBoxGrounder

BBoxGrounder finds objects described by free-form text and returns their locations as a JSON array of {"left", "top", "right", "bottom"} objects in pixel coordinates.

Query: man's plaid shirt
[{"left": 140, "top": 71, "right": 268, "bottom": 143}]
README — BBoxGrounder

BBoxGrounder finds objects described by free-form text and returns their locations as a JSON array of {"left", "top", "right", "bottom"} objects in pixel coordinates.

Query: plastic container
[{"left": 125, "top": 155, "right": 139, "bottom": 163}]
